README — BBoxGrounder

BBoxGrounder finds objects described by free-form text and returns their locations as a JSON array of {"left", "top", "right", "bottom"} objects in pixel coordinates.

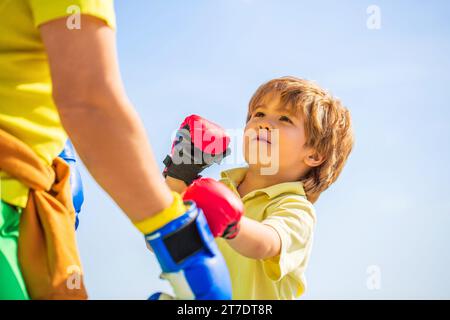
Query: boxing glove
[
  {"left": 163, "top": 115, "right": 231, "bottom": 186},
  {"left": 183, "top": 178, "right": 243, "bottom": 239},
  {"left": 134, "top": 192, "right": 232, "bottom": 300}
]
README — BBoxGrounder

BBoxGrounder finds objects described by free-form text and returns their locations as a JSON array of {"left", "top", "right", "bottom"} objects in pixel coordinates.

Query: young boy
[{"left": 164, "top": 76, "right": 354, "bottom": 299}]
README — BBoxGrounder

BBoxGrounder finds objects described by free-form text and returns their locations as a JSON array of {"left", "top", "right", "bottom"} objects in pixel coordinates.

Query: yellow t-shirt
[
  {"left": 0, "top": 0, "right": 115, "bottom": 207},
  {"left": 216, "top": 167, "right": 317, "bottom": 300}
]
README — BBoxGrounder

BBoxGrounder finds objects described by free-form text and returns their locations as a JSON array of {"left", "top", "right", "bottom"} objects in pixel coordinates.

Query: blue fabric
[{"left": 58, "top": 139, "right": 84, "bottom": 230}]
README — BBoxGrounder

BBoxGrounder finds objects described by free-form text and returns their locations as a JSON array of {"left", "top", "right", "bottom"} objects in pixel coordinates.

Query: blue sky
[{"left": 76, "top": 0, "right": 450, "bottom": 299}]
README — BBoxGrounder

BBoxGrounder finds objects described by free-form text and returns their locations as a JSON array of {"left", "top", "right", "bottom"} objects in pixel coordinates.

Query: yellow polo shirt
[
  {"left": 216, "top": 167, "right": 316, "bottom": 300},
  {"left": 0, "top": 0, "right": 115, "bottom": 207}
]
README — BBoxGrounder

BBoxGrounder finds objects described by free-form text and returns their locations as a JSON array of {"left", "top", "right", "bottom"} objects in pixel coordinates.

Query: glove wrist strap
[{"left": 133, "top": 191, "right": 186, "bottom": 235}]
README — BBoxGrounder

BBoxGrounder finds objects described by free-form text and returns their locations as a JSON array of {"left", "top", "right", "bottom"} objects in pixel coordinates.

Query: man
[{"left": 0, "top": 0, "right": 235, "bottom": 299}]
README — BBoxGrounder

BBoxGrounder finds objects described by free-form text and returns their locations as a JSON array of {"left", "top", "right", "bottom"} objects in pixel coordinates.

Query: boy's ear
[{"left": 304, "top": 149, "right": 325, "bottom": 168}]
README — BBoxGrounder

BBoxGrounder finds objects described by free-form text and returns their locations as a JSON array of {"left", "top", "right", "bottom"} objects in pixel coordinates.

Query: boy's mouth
[{"left": 254, "top": 135, "right": 271, "bottom": 144}]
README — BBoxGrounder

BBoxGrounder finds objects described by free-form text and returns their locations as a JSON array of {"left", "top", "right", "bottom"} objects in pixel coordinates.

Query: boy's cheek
[
  {"left": 274, "top": 134, "right": 297, "bottom": 160},
  {"left": 279, "top": 129, "right": 302, "bottom": 149}
]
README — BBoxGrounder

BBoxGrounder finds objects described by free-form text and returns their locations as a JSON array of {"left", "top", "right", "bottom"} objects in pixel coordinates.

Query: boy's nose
[{"left": 258, "top": 122, "right": 273, "bottom": 131}]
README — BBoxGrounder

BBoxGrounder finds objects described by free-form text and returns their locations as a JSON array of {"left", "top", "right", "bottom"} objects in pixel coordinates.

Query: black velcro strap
[
  {"left": 162, "top": 214, "right": 205, "bottom": 264},
  {"left": 163, "top": 154, "right": 202, "bottom": 185},
  {"left": 163, "top": 155, "right": 173, "bottom": 168},
  {"left": 165, "top": 163, "right": 202, "bottom": 185}
]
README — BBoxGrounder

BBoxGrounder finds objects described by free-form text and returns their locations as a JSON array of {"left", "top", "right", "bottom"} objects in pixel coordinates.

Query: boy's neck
[{"left": 237, "top": 167, "right": 292, "bottom": 198}]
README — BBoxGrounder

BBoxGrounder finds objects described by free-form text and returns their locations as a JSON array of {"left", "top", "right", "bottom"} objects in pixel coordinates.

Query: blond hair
[{"left": 247, "top": 76, "right": 354, "bottom": 203}]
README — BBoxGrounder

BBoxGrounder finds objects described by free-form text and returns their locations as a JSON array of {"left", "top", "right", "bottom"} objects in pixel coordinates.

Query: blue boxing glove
[
  {"left": 58, "top": 139, "right": 84, "bottom": 230},
  {"left": 134, "top": 192, "right": 231, "bottom": 300}
]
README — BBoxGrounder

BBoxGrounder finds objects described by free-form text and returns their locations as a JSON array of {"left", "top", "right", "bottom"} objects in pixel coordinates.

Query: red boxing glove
[
  {"left": 163, "top": 115, "right": 231, "bottom": 186},
  {"left": 183, "top": 178, "right": 243, "bottom": 239}
]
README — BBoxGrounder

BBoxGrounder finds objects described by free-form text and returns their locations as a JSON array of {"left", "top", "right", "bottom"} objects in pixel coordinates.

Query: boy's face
[{"left": 243, "top": 92, "right": 311, "bottom": 177}]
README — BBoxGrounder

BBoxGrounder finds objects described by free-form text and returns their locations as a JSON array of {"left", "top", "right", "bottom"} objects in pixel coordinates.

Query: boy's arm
[
  {"left": 164, "top": 176, "right": 281, "bottom": 260},
  {"left": 226, "top": 217, "right": 281, "bottom": 260},
  {"left": 166, "top": 176, "right": 188, "bottom": 194}
]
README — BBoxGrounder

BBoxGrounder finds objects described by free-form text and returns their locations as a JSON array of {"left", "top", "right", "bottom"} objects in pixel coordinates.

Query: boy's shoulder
[
  {"left": 265, "top": 191, "right": 316, "bottom": 223},
  {"left": 219, "top": 166, "right": 316, "bottom": 222}
]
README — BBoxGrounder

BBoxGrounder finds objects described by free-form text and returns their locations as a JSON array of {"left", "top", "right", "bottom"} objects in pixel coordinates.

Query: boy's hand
[
  {"left": 183, "top": 178, "right": 243, "bottom": 239},
  {"left": 163, "top": 115, "right": 231, "bottom": 186}
]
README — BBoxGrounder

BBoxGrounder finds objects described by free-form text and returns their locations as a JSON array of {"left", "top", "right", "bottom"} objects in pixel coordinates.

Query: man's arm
[{"left": 40, "top": 15, "right": 172, "bottom": 221}]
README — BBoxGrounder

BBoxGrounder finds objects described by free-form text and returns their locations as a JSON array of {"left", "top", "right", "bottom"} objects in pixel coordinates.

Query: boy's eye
[
  {"left": 280, "top": 115, "right": 293, "bottom": 123},
  {"left": 254, "top": 112, "right": 265, "bottom": 117}
]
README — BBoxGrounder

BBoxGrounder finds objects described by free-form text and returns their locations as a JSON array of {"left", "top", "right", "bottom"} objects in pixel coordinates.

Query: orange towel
[{"left": 0, "top": 128, "right": 87, "bottom": 299}]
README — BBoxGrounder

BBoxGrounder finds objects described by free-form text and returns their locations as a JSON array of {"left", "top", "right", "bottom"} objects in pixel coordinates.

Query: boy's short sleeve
[
  {"left": 261, "top": 195, "right": 316, "bottom": 281},
  {"left": 29, "top": 0, "right": 116, "bottom": 29}
]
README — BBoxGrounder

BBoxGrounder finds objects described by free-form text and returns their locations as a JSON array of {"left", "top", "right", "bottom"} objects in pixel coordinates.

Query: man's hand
[
  {"left": 163, "top": 115, "right": 231, "bottom": 186},
  {"left": 134, "top": 192, "right": 232, "bottom": 300},
  {"left": 183, "top": 178, "right": 243, "bottom": 239}
]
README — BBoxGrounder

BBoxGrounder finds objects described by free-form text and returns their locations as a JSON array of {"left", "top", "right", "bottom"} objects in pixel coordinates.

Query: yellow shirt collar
[{"left": 220, "top": 167, "right": 307, "bottom": 201}]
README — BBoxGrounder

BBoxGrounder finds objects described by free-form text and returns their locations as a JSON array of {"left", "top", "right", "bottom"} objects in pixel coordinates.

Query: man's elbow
[
  {"left": 55, "top": 96, "right": 100, "bottom": 131},
  {"left": 53, "top": 78, "right": 126, "bottom": 111}
]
